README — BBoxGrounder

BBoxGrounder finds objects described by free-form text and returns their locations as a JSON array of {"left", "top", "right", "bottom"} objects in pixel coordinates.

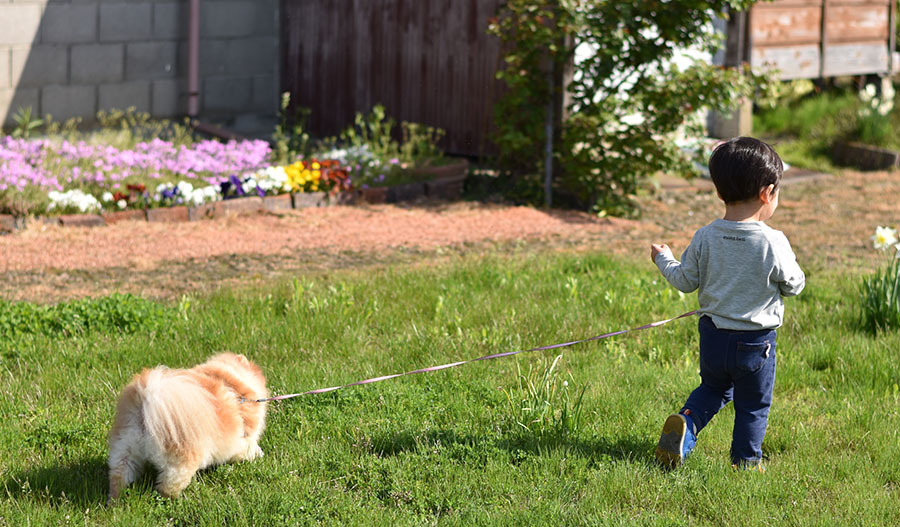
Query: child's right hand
[{"left": 650, "top": 244, "right": 672, "bottom": 262}]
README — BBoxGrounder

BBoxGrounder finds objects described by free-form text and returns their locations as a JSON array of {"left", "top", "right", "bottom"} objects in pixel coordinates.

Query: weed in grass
[{"left": 502, "top": 354, "right": 588, "bottom": 441}]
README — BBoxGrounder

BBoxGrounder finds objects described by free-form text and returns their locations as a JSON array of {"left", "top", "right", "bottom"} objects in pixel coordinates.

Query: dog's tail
[{"left": 136, "top": 367, "right": 219, "bottom": 458}]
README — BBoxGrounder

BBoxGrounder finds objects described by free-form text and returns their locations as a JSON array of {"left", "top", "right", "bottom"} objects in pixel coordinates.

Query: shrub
[
  {"left": 488, "top": 0, "right": 771, "bottom": 214},
  {"left": 0, "top": 294, "right": 172, "bottom": 338}
]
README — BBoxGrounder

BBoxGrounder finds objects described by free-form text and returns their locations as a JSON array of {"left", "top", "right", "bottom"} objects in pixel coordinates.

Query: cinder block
[
  {"left": 0, "top": 49, "right": 9, "bottom": 89},
  {"left": 0, "top": 5, "right": 42, "bottom": 45},
  {"left": 99, "top": 81, "right": 150, "bottom": 112},
  {"left": 202, "top": 76, "right": 251, "bottom": 113},
  {"left": 200, "top": 1, "right": 258, "bottom": 38},
  {"left": 100, "top": 3, "right": 152, "bottom": 42},
  {"left": 151, "top": 78, "right": 184, "bottom": 116},
  {"left": 41, "top": 84, "right": 96, "bottom": 122},
  {"left": 253, "top": 0, "right": 278, "bottom": 35},
  {"left": 71, "top": 44, "right": 124, "bottom": 84},
  {"left": 251, "top": 74, "right": 276, "bottom": 113},
  {"left": 225, "top": 37, "right": 276, "bottom": 76},
  {"left": 41, "top": 4, "right": 97, "bottom": 44},
  {"left": 153, "top": 1, "right": 186, "bottom": 40},
  {"left": 194, "top": 39, "right": 227, "bottom": 76},
  {"left": 126, "top": 41, "right": 178, "bottom": 81},
  {"left": 12, "top": 46, "right": 68, "bottom": 88},
  {"left": 0, "top": 87, "right": 40, "bottom": 128}
]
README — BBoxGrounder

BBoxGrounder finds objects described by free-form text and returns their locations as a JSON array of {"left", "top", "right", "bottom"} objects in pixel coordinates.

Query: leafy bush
[
  {"left": 488, "top": 0, "right": 770, "bottom": 214},
  {"left": 0, "top": 294, "right": 172, "bottom": 338}
]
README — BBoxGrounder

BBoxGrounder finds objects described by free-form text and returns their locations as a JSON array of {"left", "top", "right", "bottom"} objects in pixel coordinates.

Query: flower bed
[{"left": 0, "top": 134, "right": 469, "bottom": 232}]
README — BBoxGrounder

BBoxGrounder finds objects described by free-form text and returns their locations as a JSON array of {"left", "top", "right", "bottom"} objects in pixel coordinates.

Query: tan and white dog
[{"left": 107, "top": 353, "right": 268, "bottom": 500}]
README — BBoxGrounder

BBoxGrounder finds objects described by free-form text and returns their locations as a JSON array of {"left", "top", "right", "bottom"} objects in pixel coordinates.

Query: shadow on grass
[
  {"left": 3, "top": 455, "right": 109, "bottom": 507},
  {"left": 368, "top": 428, "right": 654, "bottom": 465}
]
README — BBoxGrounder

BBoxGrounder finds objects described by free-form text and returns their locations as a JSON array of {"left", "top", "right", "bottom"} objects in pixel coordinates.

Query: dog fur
[{"left": 107, "top": 353, "right": 268, "bottom": 500}]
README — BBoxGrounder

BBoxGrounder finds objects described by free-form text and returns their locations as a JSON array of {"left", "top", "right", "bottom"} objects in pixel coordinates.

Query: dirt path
[{"left": 1, "top": 169, "right": 897, "bottom": 303}]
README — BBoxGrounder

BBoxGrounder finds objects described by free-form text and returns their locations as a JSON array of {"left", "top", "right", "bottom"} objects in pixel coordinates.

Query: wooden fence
[
  {"left": 732, "top": 0, "right": 896, "bottom": 79},
  {"left": 280, "top": 0, "right": 505, "bottom": 157}
]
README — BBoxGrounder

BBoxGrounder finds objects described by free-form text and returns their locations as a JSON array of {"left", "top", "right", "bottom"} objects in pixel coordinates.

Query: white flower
[
  {"left": 117, "top": 199, "right": 127, "bottom": 209},
  {"left": 189, "top": 190, "right": 205, "bottom": 206},
  {"left": 176, "top": 181, "right": 194, "bottom": 196},
  {"left": 102, "top": 192, "right": 114, "bottom": 202},
  {"left": 861, "top": 84, "right": 877, "bottom": 102},
  {"left": 47, "top": 189, "right": 101, "bottom": 213},
  {"left": 156, "top": 183, "right": 170, "bottom": 194},
  {"left": 872, "top": 226, "right": 899, "bottom": 250}
]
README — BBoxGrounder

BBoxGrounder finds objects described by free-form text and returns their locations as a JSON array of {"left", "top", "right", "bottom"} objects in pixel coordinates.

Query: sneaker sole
[{"left": 656, "top": 414, "right": 686, "bottom": 468}]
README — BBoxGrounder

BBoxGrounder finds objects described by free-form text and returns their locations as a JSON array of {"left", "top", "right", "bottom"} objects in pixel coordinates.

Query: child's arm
[
  {"left": 773, "top": 235, "right": 805, "bottom": 297},
  {"left": 651, "top": 241, "right": 700, "bottom": 293}
]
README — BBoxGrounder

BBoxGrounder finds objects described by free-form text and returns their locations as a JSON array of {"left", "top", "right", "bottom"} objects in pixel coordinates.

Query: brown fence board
[
  {"left": 280, "top": 0, "right": 505, "bottom": 157},
  {"left": 750, "top": 7, "right": 822, "bottom": 45},
  {"left": 825, "top": 4, "right": 891, "bottom": 41}
]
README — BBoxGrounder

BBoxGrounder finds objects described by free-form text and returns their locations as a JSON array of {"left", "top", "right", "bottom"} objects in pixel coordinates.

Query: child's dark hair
[{"left": 708, "top": 137, "right": 783, "bottom": 204}]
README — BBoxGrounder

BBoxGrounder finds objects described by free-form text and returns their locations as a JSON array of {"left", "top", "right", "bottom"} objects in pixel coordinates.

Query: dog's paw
[{"left": 242, "top": 443, "right": 264, "bottom": 461}]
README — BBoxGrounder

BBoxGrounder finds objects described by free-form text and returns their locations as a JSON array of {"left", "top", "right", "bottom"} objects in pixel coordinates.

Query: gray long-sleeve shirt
[{"left": 655, "top": 219, "right": 805, "bottom": 331}]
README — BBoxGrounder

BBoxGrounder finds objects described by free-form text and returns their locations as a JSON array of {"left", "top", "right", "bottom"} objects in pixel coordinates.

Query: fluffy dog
[{"left": 108, "top": 353, "right": 268, "bottom": 500}]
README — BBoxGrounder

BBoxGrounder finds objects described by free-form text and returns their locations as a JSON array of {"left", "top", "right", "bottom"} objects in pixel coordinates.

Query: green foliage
[
  {"left": 10, "top": 107, "right": 44, "bottom": 139},
  {"left": 341, "top": 104, "right": 401, "bottom": 161},
  {"left": 0, "top": 293, "right": 172, "bottom": 338},
  {"left": 488, "top": 0, "right": 771, "bottom": 215},
  {"left": 272, "top": 92, "right": 312, "bottom": 164},
  {"left": 93, "top": 107, "right": 196, "bottom": 149},
  {"left": 502, "top": 354, "right": 587, "bottom": 439},
  {"left": 399, "top": 121, "right": 445, "bottom": 167},
  {"left": 859, "top": 257, "right": 900, "bottom": 334}
]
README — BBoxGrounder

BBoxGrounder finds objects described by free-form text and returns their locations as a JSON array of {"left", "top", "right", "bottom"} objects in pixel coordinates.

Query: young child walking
[{"left": 651, "top": 136, "right": 806, "bottom": 469}]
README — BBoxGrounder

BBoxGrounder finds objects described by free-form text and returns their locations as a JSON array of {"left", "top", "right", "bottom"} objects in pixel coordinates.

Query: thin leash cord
[{"left": 244, "top": 310, "right": 699, "bottom": 404}]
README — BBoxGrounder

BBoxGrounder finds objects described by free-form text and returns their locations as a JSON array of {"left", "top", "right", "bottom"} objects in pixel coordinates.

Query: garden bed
[{"left": 0, "top": 159, "right": 469, "bottom": 232}]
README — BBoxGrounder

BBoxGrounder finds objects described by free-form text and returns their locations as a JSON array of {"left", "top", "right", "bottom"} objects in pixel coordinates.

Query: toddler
[{"left": 651, "top": 136, "right": 805, "bottom": 469}]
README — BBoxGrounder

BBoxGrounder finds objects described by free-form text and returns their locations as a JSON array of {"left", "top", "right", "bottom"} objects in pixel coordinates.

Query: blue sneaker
[{"left": 656, "top": 413, "right": 697, "bottom": 468}]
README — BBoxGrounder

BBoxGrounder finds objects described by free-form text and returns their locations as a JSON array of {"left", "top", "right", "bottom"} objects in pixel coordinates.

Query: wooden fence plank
[
  {"left": 823, "top": 41, "right": 890, "bottom": 75},
  {"left": 826, "top": 4, "right": 891, "bottom": 41},
  {"left": 751, "top": 44, "right": 822, "bottom": 79},
  {"left": 281, "top": 0, "right": 505, "bottom": 157}
]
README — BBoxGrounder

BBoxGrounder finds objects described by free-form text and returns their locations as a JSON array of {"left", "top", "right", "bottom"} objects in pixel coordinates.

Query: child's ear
[{"left": 759, "top": 184, "right": 776, "bottom": 203}]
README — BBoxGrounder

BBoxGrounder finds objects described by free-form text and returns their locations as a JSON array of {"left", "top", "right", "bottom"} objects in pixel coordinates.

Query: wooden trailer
[{"left": 725, "top": 0, "right": 896, "bottom": 79}]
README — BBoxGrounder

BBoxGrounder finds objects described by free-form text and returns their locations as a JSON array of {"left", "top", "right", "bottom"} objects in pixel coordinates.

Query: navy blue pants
[{"left": 683, "top": 316, "right": 777, "bottom": 464}]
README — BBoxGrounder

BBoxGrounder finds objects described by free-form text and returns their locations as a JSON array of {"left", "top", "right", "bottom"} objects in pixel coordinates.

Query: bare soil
[{"left": 1, "top": 169, "right": 897, "bottom": 304}]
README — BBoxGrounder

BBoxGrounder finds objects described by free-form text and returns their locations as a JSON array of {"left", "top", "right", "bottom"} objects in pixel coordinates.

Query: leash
[{"left": 244, "top": 309, "right": 698, "bottom": 403}]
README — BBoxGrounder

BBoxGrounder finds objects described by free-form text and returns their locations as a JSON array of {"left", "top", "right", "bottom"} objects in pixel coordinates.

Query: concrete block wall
[{"left": 0, "top": 0, "right": 279, "bottom": 129}]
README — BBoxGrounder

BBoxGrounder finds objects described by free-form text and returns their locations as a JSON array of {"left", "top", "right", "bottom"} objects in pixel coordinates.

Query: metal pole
[
  {"left": 187, "top": 0, "right": 201, "bottom": 117},
  {"left": 544, "top": 61, "right": 554, "bottom": 209}
]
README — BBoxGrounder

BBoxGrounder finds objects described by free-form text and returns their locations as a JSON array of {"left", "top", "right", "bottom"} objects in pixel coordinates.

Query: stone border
[
  {"left": 832, "top": 141, "right": 900, "bottom": 171},
  {"left": 0, "top": 160, "right": 469, "bottom": 233}
]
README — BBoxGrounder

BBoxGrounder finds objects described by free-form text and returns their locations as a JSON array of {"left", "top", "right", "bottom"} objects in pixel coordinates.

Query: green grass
[{"left": 2, "top": 250, "right": 899, "bottom": 525}]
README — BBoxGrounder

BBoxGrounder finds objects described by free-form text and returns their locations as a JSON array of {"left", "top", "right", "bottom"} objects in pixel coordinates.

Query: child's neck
[{"left": 723, "top": 201, "right": 766, "bottom": 222}]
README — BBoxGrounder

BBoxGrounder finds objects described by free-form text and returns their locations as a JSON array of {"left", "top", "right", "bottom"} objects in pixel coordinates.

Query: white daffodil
[{"left": 872, "top": 226, "right": 899, "bottom": 250}]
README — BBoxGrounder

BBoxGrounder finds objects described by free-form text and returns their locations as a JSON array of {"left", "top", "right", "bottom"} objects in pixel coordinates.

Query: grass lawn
[{"left": 1, "top": 249, "right": 899, "bottom": 525}]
